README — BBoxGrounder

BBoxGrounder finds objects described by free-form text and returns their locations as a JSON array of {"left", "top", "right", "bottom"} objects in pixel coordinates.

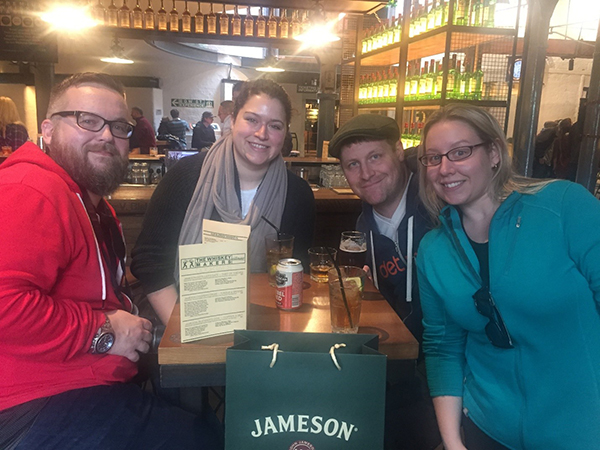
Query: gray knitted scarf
[{"left": 177, "top": 133, "right": 288, "bottom": 274}]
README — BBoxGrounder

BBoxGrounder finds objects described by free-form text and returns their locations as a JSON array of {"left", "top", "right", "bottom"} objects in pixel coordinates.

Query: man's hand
[{"left": 105, "top": 310, "right": 153, "bottom": 362}]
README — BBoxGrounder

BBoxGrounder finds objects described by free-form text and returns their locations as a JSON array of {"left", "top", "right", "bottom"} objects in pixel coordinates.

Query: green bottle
[
  {"left": 483, "top": 0, "right": 496, "bottom": 27},
  {"left": 470, "top": 0, "right": 483, "bottom": 26},
  {"left": 460, "top": 59, "right": 471, "bottom": 99},
  {"left": 453, "top": 58, "right": 463, "bottom": 99},
  {"left": 427, "top": 0, "right": 436, "bottom": 31},
  {"left": 454, "top": 0, "right": 468, "bottom": 25},
  {"left": 425, "top": 59, "right": 436, "bottom": 99},
  {"left": 434, "top": 60, "right": 444, "bottom": 99},
  {"left": 409, "top": 64, "right": 420, "bottom": 101},
  {"left": 472, "top": 57, "right": 484, "bottom": 100},
  {"left": 447, "top": 55, "right": 458, "bottom": 99},
  {"left": 418, "top": 62, "right": 429, "bottom": 101}
]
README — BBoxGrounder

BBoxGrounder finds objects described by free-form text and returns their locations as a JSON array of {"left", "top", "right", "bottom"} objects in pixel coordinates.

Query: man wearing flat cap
[
  {"left": 191, "top": 111, "right": 216, "bottom": 150},
  {"left": 329, "top": 114, "right": 440, "bottom": 450}
]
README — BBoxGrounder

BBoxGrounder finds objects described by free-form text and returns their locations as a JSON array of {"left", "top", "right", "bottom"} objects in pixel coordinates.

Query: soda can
[{"left": 275, "top": 258, "right": 303, "bottom": 310}]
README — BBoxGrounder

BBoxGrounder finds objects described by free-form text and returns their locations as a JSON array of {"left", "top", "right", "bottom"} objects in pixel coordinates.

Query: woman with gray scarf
[{"left": 132, "top": 79, "right": 315, "bottom": 325}]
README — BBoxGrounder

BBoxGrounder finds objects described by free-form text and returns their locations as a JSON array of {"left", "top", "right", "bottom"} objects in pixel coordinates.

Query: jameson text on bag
[{"left": 225, "top": 330, "right": 387, "bottom": 450}]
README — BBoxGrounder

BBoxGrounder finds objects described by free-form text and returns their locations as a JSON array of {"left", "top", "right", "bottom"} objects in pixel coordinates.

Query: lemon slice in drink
[{"left": 345, "top": 276, "right": 364, "bottom": 292}]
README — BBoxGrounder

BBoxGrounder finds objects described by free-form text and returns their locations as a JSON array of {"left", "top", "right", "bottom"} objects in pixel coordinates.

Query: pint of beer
[{"left": 338, "top": 231, "right": 367, "bottom": 267}]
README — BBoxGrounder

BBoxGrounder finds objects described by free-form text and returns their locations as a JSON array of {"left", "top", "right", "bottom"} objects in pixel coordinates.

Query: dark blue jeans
[{"left": 15, "top": 384, "right": 222, "bottom": 450}]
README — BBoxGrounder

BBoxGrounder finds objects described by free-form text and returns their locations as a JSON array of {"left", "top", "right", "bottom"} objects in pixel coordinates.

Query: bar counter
[{"left": 107, "top": 183, "right": 363, "bottom": 262}]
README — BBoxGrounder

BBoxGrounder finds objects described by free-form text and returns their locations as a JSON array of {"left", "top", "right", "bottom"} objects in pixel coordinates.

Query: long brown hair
[
  {"left": 418, "top": 104, "right": 553, "bottom": 223},
  {"left": 0, "top": 97, "right": 25, "bottom": 138}
]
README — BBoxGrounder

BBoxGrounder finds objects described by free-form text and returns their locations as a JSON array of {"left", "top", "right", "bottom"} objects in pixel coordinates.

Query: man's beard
[{"left": 50, "top": 140, "right": 128, "bottom": 197}]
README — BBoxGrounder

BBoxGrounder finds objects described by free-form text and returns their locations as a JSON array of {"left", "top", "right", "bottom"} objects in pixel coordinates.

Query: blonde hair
[
  {"left": 418, "top": 104, "right": 554, "bottom": 223},
  {"left": 0, "top": 97, "right": 25, "bottom": 138}
]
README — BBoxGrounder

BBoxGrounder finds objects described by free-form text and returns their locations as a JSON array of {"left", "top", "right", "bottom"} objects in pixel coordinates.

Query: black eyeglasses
[
  {"left": 473, "top": 288, "right": 514, "bottom": 349},
  {"left": 419, "top": 142, "right": 489, "bottom": 167},
  {"left": 51, "top": 111, "right": 134, "bottom": 139}
]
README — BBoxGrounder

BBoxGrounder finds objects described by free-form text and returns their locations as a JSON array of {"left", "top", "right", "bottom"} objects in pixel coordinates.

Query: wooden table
[{"left": 158, "top": 273, "right": 418, "bottom": 388}]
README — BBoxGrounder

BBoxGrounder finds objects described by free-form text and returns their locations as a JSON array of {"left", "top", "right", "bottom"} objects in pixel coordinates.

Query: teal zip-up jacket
[{"left": 416, "top": 180, "right": 600, "bottom": 449}]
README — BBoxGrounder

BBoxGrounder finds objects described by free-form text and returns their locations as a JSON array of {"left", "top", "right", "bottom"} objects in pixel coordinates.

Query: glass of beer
[
  {"left": 308, "top": 247, "right": 337, "bottom": 283},
  {"left": 265, "top": 233, "right": 294, "bottom": 287},
  {"left": 338, "top": 231, "right": 367, "bottom": 268},
  {"left": 328, "top": 266, "right": 366, "bottom": 333}
]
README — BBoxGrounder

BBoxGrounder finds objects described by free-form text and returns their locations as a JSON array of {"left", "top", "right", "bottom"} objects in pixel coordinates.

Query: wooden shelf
[{"left": 356, "top": 25, "right": 517, "bottom": 67}]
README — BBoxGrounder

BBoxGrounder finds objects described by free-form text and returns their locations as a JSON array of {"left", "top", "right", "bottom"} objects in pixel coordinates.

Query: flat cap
[{"left": 328, "top": 114, "right": 400, "bottom": 159}]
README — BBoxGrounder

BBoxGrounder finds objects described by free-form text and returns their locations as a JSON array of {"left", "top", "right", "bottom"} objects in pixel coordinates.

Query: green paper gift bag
[{"left": 225, "top": 330, "right": 387, "bottom": 450}]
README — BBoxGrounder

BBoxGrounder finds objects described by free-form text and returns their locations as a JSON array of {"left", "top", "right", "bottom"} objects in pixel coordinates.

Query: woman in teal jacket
[{"left": 415, "top": 104, "right": 600, "bottom": 449}]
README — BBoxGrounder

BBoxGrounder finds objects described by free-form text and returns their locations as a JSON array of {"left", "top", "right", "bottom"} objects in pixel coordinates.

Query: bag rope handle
[{"left": 261, "top": 342, "right": 347, "bottom": 370}]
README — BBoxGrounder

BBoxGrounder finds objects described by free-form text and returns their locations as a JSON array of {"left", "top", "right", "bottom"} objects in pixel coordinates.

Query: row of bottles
[
  {"left": 408, "top": 0, "right": 448, "bottom": 37},
  {"left": 358, "top": 68, "right": 399, "bottom": 104},
  {"left": 453, "top": 0, "right": 496, "bottom": 27},
  {"left": 358, "top": 53, "right": 485, "bottom": 104},
  {"left": 360, "top": 15, "right": 402, "bottom": 55},
  {"left": 91, "top": 1, "right": 310, "bottom": 38},
  {"left": 401, "top": 122, "right": 424, "bottom": 148},
  {"left": 407, "top": 0, "right": 497, "bottom": 38}
]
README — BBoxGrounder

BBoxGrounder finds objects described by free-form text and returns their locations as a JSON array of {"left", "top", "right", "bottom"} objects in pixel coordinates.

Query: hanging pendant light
[
  {"left": 101, "top": 37, "right": 134, "bottom": 64},
  {"left": 294, "top": 1, "right": 344, "bottom": 47}
]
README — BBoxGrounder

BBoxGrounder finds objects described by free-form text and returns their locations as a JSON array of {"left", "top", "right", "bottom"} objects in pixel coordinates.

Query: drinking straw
[
  {"left": 326, "top": 247, "right": 354, "bottom": 329},
  {"left": 261, "top": 215, "right": 281, "bottom": 238}
]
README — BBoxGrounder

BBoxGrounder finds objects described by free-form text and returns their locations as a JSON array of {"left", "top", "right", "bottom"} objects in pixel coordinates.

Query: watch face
[{"left": 96, "top": 333, "right": 115, "bottom": 354}]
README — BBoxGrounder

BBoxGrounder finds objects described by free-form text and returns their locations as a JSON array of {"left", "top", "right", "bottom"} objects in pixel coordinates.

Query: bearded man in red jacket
[{"left": 0, "top": 73, "right": 220, "bottom": 449}]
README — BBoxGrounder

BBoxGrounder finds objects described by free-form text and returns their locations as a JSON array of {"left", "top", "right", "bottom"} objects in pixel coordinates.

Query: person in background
[
  {"left": 0, "top": 73, "right": 221, "bottom": 449},
  {"left": 164, "top": 108, "right": 190, "bottom": 143},
  {"left": 416, "top": 104, "right": 600, "bottom": 449},
  {"left": 130, "top": 106, "right": 156, "bottom": 154},
  {"left": 132, "top": 79, "right": 315, "bottom": 326},
  {"left": 329, "top": 115, "right": 440, "bottom": 450},
  {"left": 0, "top": 96, "right": 29, "bottom": 153},
  {"left": 232, "top": 80, "right": 245, "bottom": 102},
  {"left": 191, "top": 111, "right": 216, "bottom": 150},
  {"left": 157, "top": 115, "right": 170, "bottom": 135},
  {"left": 217, "top": 100, "right": 234, "bottom": 137}
]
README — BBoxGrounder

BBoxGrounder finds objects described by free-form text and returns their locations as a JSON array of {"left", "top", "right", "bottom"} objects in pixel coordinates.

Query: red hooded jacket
[{"left": 0, "top": 142, "right": 136, "bottom": 411}]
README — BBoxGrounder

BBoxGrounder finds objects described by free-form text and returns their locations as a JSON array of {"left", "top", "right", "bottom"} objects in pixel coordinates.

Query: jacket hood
[{"left": 0, "top": 142, "right": 81, "bottom": 194}]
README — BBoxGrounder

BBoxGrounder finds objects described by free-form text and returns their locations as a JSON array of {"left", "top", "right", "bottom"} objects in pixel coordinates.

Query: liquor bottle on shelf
[
  {"left": 418, "top": 62, "right": 429, "bottom": 100},
  {"left": 219, "top": 3, "right": 229, "bottom": 35},
  {"left": 300, "top": 10, "right": 310, "bottom": 35},
  {"left": 470, "top": 0, "right": 483, "bottom": 26},
  {"left": 454, "top": 0, "right": 468, "bottom": 25},
  {"left": 243, "top": 6, "right": 254, "bottom": 36},
  {"left": 393, "top": 14, "right": 402, "bottom": 43},
  {"left": 132, "top": 0, "right": 143, "bottom": 28},
  {"left": 169, "top": 0, "right": 179, "bottom": 31},
  {"left": 361, "top": 28, "right": 368, "bottom": 54},
  {"left": 418, "top": 5, "right": 428, "bottom": 34},
  {"left": 446, "top": 53, "right": 460, "bottom": 98},
  {"left": 459, "top": 59, "right": 470, "bottom": 98},
  {"left": 471, "top": 57, "right": 483, "bottom": 99},
  {"left": 358, "top": 76, "right": 366, "bottom": 104},
  {"left": 380, "top": 22, "right": 388, "bottom": 48},
  {"left": 404, "top": 63, "right": 412, "bottom": 100},
  {"left": 482, "top": 0, "right": 495, "bottom": 27},
  {"left": 365, "top": 27, "right": 373, "bottom": 52},
  {"left": 157, "top": 0, "right": 168, "bottom": 30},
  {"left": 267, "top": 8, "right": 277, "bottom": 38},
  {"left": 425, "top": 59, "right": 436, "bottom": 99},
  {"left": 118, "top": 0, "right": 130, "bottom": 28},
  {"left": 92, "top": 0, "right": 106, "bottom": 25},
  {"left": 409, "top": 123, "right": 417, "bottom": 147},
  {"left": 232, "top": 5, "right": 241, "bottom": 36},
  {"left": 408, "top": 2, "right": 417, "bottom": 37},
  {"left": 182, "top": 1, "right": 192, "bottom": 32},
  {"left": 290, "top": 10, "right": 300, "bottom": 39},
  {"left": 107, "top": 0, "right": 118, "bottom": 27},
  {"left": 206, "top": 2, "right": 216, "bottom": 34},
  {"left": 377, "top": 71, "right": 386, "bottom": 102},
  {"left": 451, "top": 57, "right": 462, "bottom": 99},
  {"left": 144, "top": 0, "right": 155, "bottom": 29},
  {"left": 388, "top": 68, "right": 398, "bottom": 103},
  {"left": 415, "top": 122, "right": 424, "bottom": 145},
  {"left": 427, "top": 0, "right": 436, "bottom": 31},
  {"left": 435, "top": 0, "right": 447, "bottom": 28},
  {"left": 194, "top": 2, "right": 204, "bottom": 33},
  {"left": 279, "top": 9, "right": 288, "bottom": 39},
  {"left": 434, "top": 60, "right": 444, "bottom": 99},
  {"left": 386, "top": 18, "right": 394, "bottom": 46},
  {"left": 255, "top": 7, "right": 266, "bottom": 37},
  {"left": 409, "top": 63, "right": 419, "bottom": 101}
]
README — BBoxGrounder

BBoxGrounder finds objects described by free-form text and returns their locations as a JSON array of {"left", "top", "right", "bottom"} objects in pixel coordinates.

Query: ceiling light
[
  {"left": 256, "top": 53, "right": 285, "bottom": 73},
  {"left": 41, "top": 4, "right": 97, "bottom": 31},
  {"left": 100, "top": 37, "right": 134, "bottom": 64}
]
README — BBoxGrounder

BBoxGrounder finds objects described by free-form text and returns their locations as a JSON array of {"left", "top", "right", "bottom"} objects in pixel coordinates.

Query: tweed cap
[{"left": 328, "top": 114, "right": 400, "bottom": 159}]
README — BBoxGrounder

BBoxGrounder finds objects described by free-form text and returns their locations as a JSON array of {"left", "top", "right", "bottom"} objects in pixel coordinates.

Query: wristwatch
[{"left": 90, "top": 313, "right": 115, "bottom": 354}]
